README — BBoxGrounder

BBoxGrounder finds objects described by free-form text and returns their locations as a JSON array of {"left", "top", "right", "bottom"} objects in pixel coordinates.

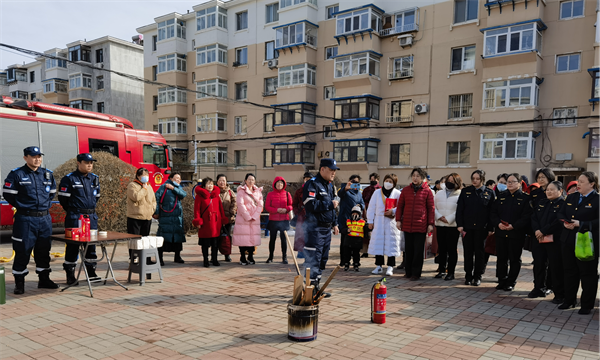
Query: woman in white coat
[
  {"left": 367, "top": 174, "right": 402, "bottom": 276},
  {"left": 433, "top": 173, "right": 462, "bottom": 281}
]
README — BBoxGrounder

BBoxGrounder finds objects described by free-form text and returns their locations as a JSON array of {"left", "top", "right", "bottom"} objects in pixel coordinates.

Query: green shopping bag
[{"left": 575, "top": 231, "right": 595, "bottom": 261}]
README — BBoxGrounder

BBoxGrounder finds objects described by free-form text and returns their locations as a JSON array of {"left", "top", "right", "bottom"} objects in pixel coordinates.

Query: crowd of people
[{"left": 4, "top": 147, "right": 599, "bottom": 315}]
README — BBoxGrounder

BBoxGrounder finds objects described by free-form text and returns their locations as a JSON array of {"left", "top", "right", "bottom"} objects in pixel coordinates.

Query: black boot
[
  {"left": 38, "top": 271, "right": 60, "bottom": 289},
  {"left": 202, "top": 243, "right": 210, "bottom": 268},
  {"left": 312, "top": 279, "right": 331, "bottom": 299},
  {"left": 247, "top": 247, "right": 255, "bottom": 265},
  {"left": 173, "top": 251, "right": 184, "bottom": 264},
  {"left": 211, "top": 240, "right": 220, "bottom": 266},
  {"left": 266, "top": 253, "right": 274, "bottom": 263},
  {"left": 63, "top": 264, "right": 79, "bottom": 286},
  {"left": 224, "top": 255, "right": 232, "bottom": 262},
  {"left": 85, "top": 263, "right": 100, "bottom": 281},
  {"left": 282, "top": 254, "right": 288, "bottom": 265},
  {"left": 396, "top": 252, "right": 406, "bottom": 270},
  {"left": 239, "top": 247, "right": 248, "bottom": 265},
  {"left": 14, "top": 275, "right": 25, "bottom": 295}
]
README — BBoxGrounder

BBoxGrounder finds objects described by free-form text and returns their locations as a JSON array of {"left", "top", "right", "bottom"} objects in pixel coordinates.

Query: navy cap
[
  {"left": 77, "top": 153, "right": 97, "bottom": 162},
  {"left": 319, "top": 158, "right": 340, "bottom": 170},
  {"left": 23, "top": 146, "right": 44, "bottom": 156}
]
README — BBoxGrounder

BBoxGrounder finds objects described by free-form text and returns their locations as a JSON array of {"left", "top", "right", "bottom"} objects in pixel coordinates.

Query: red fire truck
[{"left": 0, "top": 96, "right": 172, "bottom": 226}]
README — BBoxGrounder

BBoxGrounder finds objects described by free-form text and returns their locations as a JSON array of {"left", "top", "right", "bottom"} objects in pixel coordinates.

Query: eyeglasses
[{"left": 507, "top": 180, "right": 519, "bottom": 184}]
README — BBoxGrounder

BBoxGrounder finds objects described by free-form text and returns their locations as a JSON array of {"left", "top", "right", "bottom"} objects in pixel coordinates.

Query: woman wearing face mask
[
  {"left": 491, "top": 173, "right": 533, "bottom": 291},
  {"left": 495, "top": 173, "right": 508, "bottom": 197},
  {"left": 216, "top": 174, "right": 236, "bottom": 262},
  {"left": 367, "top": 174, "right": 401, "bottom": 276},
  {"left": 530, "top": 181, "right": 565, "bottom": 302},
  {"left": 395, "top": 168, "right": 435, "bottom": 281},
  {"left": 557, "top": 172, "right": 599, "bottom": 315},
  {"left": 232, "top": 173, "right": 264, "bottom": 265},
  {"left": 154, "top": 172, "right": 187, "bottom": 266},
  {"left": 433, "top": 173, "right": 462, "bottom": 281},
  {"left": 127, "top": 167, "right": 157, "bottom": 238},
  {"left": 265, "top": 176, "right": 293, "bottom": 264},
  {"left": 193, "top": 177, "right": 228, "bottom": 267}
]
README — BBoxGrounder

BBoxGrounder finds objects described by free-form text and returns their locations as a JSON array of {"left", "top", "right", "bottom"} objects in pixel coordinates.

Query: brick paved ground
[{"left": 1, "top": 235, "right": 598, "bottom": 360}]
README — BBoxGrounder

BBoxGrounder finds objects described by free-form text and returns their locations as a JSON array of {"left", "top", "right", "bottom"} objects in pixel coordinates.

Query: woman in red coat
[
  {"left": 395, "top": 167, "right": 435, "bottom": 281},
  {"left": 193, "top": 177, "right": 228, "bottom": 267},
  {"left": 265, "top": 176, "right": 293, "bottom": 264}
]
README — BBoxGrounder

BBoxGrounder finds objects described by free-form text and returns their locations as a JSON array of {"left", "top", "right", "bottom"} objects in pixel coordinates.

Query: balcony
[
  {"left": 388, "top": 68, "right": 414, "bottom": 80},
  {"left": 379, "top": 23, "right": 418, "bottom": 37},
  {"left": 386, "top": 115, "right": 413, "bottom": 124}
]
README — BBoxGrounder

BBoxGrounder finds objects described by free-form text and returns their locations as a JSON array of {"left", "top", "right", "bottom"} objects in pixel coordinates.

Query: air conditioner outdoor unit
[
  {"left": 398, "top": 34, "right": 413, "bottom": 47},
  {"left": 556, "top": 153, "right": 573, "bottom": 161},
  {"left": 268, "top": 59, "right": 278, "bottom": 69},
  {"left": 414, "top": 103, "right": 428, "bottom": 114}
]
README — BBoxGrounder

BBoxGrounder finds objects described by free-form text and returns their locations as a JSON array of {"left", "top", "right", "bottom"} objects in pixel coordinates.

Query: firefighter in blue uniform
[
  {"left": 2, "top": 146, "right": 59, "bottom": 294},
  {"left": 302, "top": 158, "right": 340, "bottom": 296},
  {"left": 58, "top": 153, "right": 101, "bottom": 285}
]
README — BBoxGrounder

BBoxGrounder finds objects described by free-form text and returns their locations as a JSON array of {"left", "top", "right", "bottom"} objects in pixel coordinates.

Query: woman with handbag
[
  {"left": 217, "top": 174, "right": 237, "bottom": 262},
  {"left": 557, "top": 172, "right": 599, "bottom": 314},
  {"left": 193, "top": 177, "right": 228, "bottom": 267},
  {"left": 154, "top": 172, "right": 187, "bottom": 266},
  {"left": 232, "top": 173, "right": 264, "bottom": 265},
  {"left": 264, "top": 176, "right": 293, "bottom": 264},
  {"left": 530, "top": 181, "right": 565, "bottom": 302}
]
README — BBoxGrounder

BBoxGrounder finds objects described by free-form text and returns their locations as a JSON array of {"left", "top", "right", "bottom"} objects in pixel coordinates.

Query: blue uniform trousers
[
  {"left": 303, "top": 225, "right": 332, "bottom": 281},
  {"left": 12, "top": 214, "right": 53, "bottom": 276}
]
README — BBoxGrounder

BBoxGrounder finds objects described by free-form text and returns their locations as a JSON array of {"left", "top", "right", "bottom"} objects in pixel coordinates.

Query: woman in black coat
[
  {"left": 530, "top": 181, "right": 565, "bottom": 302},
  {"left": 557, "top": 171, "right": 599, "bottom": 315}
]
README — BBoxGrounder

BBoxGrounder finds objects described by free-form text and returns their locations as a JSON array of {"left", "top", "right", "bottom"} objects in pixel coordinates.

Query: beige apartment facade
[{"left": 137, "top": 0, "right": 599, "bottom": 186}]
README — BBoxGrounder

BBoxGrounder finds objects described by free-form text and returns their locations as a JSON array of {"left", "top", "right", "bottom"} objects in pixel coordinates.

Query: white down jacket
[
  {"left": 367, "top": 188, "right": 402, "bottom": 257},
  {"left": 434, "top": 186, "right": 461, "bottom": 227}
]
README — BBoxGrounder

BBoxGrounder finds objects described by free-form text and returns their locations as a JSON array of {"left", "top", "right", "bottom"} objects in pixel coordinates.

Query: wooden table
[{"left": 51, "top": 232, "right": 141, "bottom": 297}]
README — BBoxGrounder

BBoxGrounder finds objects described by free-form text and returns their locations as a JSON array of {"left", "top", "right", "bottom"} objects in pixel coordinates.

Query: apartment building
[
  {"left": 137, "top": 0, "right": 599, "bottom": 184},
  {"left": 2, "top": 37, "right": 145, "bottom": 130}
]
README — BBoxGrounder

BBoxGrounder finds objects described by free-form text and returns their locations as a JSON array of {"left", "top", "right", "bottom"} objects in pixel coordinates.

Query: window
[
  {"left": 45, "top": 53, "right": 67, "bottom": 69},
  {"left": 336, "top": 7, "right": 383, "bottom": 35},
  {"left": 197, "top": 147, "right": 228, "bottom": 164},
  {"left": 158, "top": 87, "right": 187, "bottom": 104},
  {"left": 387, "top": 100, "right": 412, "bottom": 123},
  {"left": 96, "top": 49, "right": 104, "bottom": 63},
  {"left": 454, "top": 0, "right": 478, "bottom": 24},
  {"left": 274, "top": 103, "right": 316, "bottom": 125},
  {"left": 264, "top": 77, "right": 278, "bottom": 95},
  {"left": 158, "top": 53, "right": 186, "bottom": 73},
  {"left": 273, "top": 143, "right": 315, "bottom": 164},
  {"left": 196, "top": 44, "right": 228, "bottom": 65},
  {"left": 158, "top": 117, "right": 187, "bottom": 134},
  {"left": 333, "top": 140, "right": 378, "bottom": 162},
  {"left": 43, "top": 80, "right": 67, "bottom": 93},
  {"left": 392, "top": 9, "right": 417, "bottom": 34},
  {"left": 327, "top": 5, "right": 339, "bottom": 19},
  {"left": 481, "top": 132, "right": 535, "bottom": 160},
  {"left": 236, "top": 11, "right": 248, "bottom": 31},
  {"left": 556, "top": 53, "right": 580, "bottom": 73},
  {"left": 275, "top": 21, "right": 318, "bottom": 48},
  {"left": 235, "top": 47, "right": 248, "bottom": 65},
  {"left": 451, "top": 45, "right": 475, "bottom": 72},
  {"left": 589, "top": 128, "right": 599, "bottom": 158},
  {"left": 30, "top": 93, "right": 37, "bottom": 101},
  {"left": 29, "top": 71, "right": 35, "bottom": 83},
  {"left": 152, "top": 35, "right": 157, "bottom": 51},
  {"left": 552, "top": 107, "right": 577, "bottom": 126},
  {"left": 560, "top": 0, "right": 584, "bottom": 20},
  {"left": 279, "top": 64, "right": 316, "bottom": 86},
  {"left": 10, "top": 91, "right": 28, "bottom": 99},
  {"left": 70, "top": 100, "right": 93, "bottom": 111},
  {"left": 484, "top": 78, "right": 539, "bottom": 109},
  {"left": 234, "top": 116, "right": 247, "bottom": 134},
  {"left": 389, "top": 55, "right": 413, "bottom": 79},
  {"left": 448, "top": 94, "right": 473, "bottom": 119},
  {"left": 153, "top": 96, "right": 158, "bottom": 111},
  {"left": 236, "top": 82, "right": 247, "bottom": 100},
  {"left": 69, "top": 74, "right": 91, "bottom": 89},
  {"left": 325, "top": 46, "right": 338, "bottom": 60},
  {"left": 484, "top": 23, "right": 540, "bottom": 57},
  {"left": 264, "top": 149, "right": 274, "bottom": 167},
  {"left": 323, "top": 125, "right": 336, "bottom": 139},
  {"left": 235, "top": 150, "right": 247, "bottom": 165},
  {"left": 265, "top": 41, "right": 278, "bottom": 60},
  {"left": 196, "top": 6, "right": 227, "bottom": 30},
  {"left": 97, "top": 102, "right": 105, "bottom": 113},
  {"left": 196, "top": 79, "right": 228, "bottom": 99},
  {"left": 593, "top": 71, "right": 600, "bottom": 99},
  {"left": 152, "top": 66, "right": 157, "bottom": 81},
  {"left": 324, "top": 85, "right": 336, "bottom": 99},
  {"left": 334, "top": 97, "right": 380, "bottom": 120},
  {"left": 335, "top": 52, "right": 380, "bottom": 78},
  {"left": 142, "top": 144, "right": 168, "bottom": 168},
  {"left": 390, "top": 144, "right": 410, "bottom": 166},
  {"left": 192, "top": 104, "right": 195, "bottom": 114},
  {"left": 68, "top": 45, "right": 91, "bottom": 62},
  {"left": 447, "top": 141, "right": 470, "bottom": 164},
  {"left": 266, "top": 3, "right": 279, "bottom": 23},
  {"left": 280, "top": 0, "right": 317, "bottom": 9},
  {"left": 89, "top": 139, "right": 119, "bottom": 157},
  {"left": 96, "top": 76, "right": 104, "bottom": 90},
  {"left": 196, "top": 113, "right": 227, "bottom": 132},
  {"left": 158, "top": 19, "right": 185, "bottom": 40},
  {"left": 265, "top": 113, "right": 275, "bottom": 132}
]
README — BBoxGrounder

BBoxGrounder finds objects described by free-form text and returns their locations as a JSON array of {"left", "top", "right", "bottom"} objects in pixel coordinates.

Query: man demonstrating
[
  {"left": 58, "top": 153, "right": 101, "bottom": 285},
  {"left": 361, "top": 173, "right": 381, "bottom": 258},
  {"left": 303, "top": 159, "right": 340, "bottom": 296},
  {"left": 2, "top": 146, "right": 59, "bottom": 294}
]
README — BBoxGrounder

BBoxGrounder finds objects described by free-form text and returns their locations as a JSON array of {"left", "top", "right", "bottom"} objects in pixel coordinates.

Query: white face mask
[{"left": 383, "top": 182, "right": 394, "bottom": 190}]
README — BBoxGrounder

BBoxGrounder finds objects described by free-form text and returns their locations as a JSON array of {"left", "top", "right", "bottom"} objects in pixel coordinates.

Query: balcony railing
[
  {"left": 386, "top": 115, "right": 413, "bottom": 123},
  {"left": 388, "top": 68, "right": 414, "bottom": 80},
  {"left": 379, "top": 23, "right": 419, "bottom": 37}
]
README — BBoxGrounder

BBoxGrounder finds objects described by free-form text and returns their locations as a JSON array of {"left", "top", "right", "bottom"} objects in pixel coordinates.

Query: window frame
[
  {"left": 390, "top": 143, "right": 410, "bottom": 166},
  {"left": 234, "top": 150, "right": 247, "bottom": 166},
  {"left": 235, "top": 82, "right": 248, "bottom": 100},
  {"left": 327, "top": 5, "right": 339, "bottom": 20},
  {"left": 158, "top": 87, "right": 187, "bottom": 105},
  {"left": 556, "top": 53, "right": 581, "bottom": 73},
  {"left": 236, "top": 11, "right": 248, "bottom": 31},
  {"left": 264, "top": 77, "right": 278, "bottom": 95},
  {"left": 559, "top": 0, "right": 584, "bottom": 20},
  {"left": 389, "top": 55, "right": 413, "bottom": 79},
  {"left": 335, "top": 7, "right": 383, "bottom": 36},
  {"left": 266, "top": 3, "right": 280, "bottom": 24},
  {"left": 325, "top": 46, "right": 338, "bottom": 60},
  {"left": 265, "top": 41, "right": 279, "bottom": 60},
  {"left": 334, "top": 97, "right": 380, "bottom": 120},
  {"left": 70, "top": 100, "right": 93, "bottom": 111},
  {"left": 264, "top": 149, "right": 274, "bottom": 168},
  {"left": 235, "top": 47, "right": 248, "bottom": 65},
  {"left": 450, "top": 45, "right": 476, "bottom": 72},
  {"left": 588, "top": 128, "right": 599, "bottom": 158},
  {"left": 273, "top": 143, "right": 315, "bottom": 164},
  {"left": 448, "top": 94, "right": 473, "bottom": 119},
  {"left": 196, "top": 113, "right": 227, "bottom": 133},
  {"left": 264, "top": 113, "right": 275, "bottom": 132},
  {"left": 275, "top": 21, "right": 318, "bottom": 49},
  {"left": 333, "top": 140, "right": 379, "bottom": 163},
  {"left": 196, "top": 44, "right": 228, "bottom": 66},
  {"left": 96, "top": 75, "right": 104, "bottom": 90},
  {"left": 158, "top": 18, "right": 185, "bottom": 41},
  {"left": 446, "top": 141, "right": 470, "bottom": 165},
  {"left": 97, "top": 102, "right": 105, "bottom": 114},
  {"left": 552, "top": 107, "right": 578, "bottom": 127},
  {"left": 480, "top": 132, "right": 535, "bottom": 160},
  {"left": 234, "top": 116, "right": 247, "bottom": 135},
  {"left": 196, "top": 79, "right": 228, "bottom": 99},
  {"left": 43, "top": 80, "right": 67, "bottom": 94},
  {"left": 324, "top": 85, "right": 336, "bottom": 99},
  {"left": 278, "top": 63, "right": 317, "bottom": 86},
  {"left": 158, "top": 53, "right": 187, "bottom": 73},
  {"left": 95, "top": 48, "right": 104, "bottom": 63},
  {"left": 280, "top": 0, "right": 318, "bottom": 9},
  {"left": 197, "top": 147, "right": 228, "bottom": 164},
  {"left": 274, "top": 103, "right": 316, "bottom": 125},
  {"left": 196, "top": 6, "right": 227, "bottom": 31},
  {"left": 484, "top": 23, "right": 541, "bottom": 58},
  {"left": 334, "top": 52, "right": 380, "bottom": 78},
  {"left": 45, "top": 53, "right": 67, "bottom": 69},
  {"left": 323, "top": 125, "right": 336, "bottom": 139},
  {"left": 483, "top": 78, "right": 539, "bottom": 109},
  {"left": 454, "top": 0, "right": 478, "bottom": 24},
  {"left": 69, "top": 73, "right": 92, "bottom": 89}
]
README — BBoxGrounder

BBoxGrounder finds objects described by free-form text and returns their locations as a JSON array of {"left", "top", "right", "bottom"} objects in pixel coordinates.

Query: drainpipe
[{"left": 596, "top": 0, "right": 600, "bottom": 44}]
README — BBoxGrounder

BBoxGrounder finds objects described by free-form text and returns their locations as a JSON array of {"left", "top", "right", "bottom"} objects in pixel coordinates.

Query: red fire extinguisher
[{"left": 371, "top": 277, "right": 387, "bottom": 324}]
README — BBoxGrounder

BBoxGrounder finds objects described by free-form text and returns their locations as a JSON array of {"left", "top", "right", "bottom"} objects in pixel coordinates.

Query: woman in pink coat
[{"left": 232, "top": 173, "right": 264, "bottom": 265}]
